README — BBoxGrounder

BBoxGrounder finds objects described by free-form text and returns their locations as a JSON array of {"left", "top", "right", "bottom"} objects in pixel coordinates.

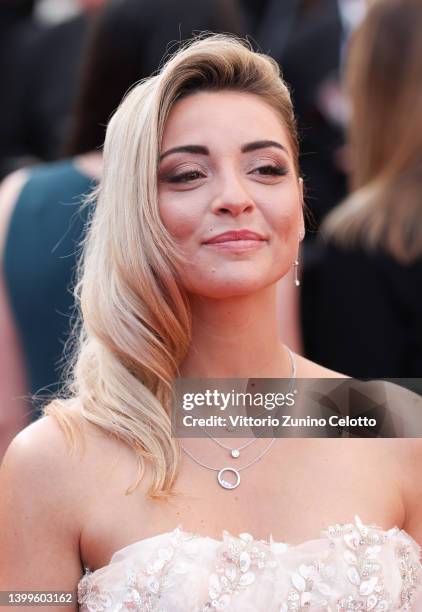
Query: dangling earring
[
  {"left": 295, "top": 229, "right": 304, "bottom": 287},
  {"left": 294, "top": 259, "right": 300, "bottom": 287}
]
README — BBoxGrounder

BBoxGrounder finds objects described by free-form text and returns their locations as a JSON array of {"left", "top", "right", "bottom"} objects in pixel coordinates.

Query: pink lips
[
  {"left": 202, "top": 229, "right": 267, "bottom": 253},
  {"left": 203, "top": 230, "right": 266, "bottom": 245}
]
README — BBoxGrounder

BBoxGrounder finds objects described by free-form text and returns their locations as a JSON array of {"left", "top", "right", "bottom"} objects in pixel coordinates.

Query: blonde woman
[
  {"left": 304, "top": 0, "right": 422, "bottom": 378},
  {"left": 0, "top": 35, "right": 421, "bottom": 610}
]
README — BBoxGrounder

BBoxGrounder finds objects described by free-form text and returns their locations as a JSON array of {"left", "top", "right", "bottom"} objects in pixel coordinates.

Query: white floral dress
[{"left": 78, "top": 516, "right": 422, "bottom": 611}]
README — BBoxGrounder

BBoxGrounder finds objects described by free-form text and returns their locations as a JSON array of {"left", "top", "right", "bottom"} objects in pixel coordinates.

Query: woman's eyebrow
[
  {"left": 160, "top": 145, "right": 209, "bottom": 161},
  {"left": 241, "top": 140, "right": 288, "bottom": 155},
  {"left": 159, "top": 139, "right": 288, "bottom": 161}
]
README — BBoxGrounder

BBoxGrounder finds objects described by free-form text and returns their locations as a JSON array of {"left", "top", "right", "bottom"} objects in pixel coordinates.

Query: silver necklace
[
  {"left": 202, "top": 433, "right": 257, "bottom": 459},
  {"left": 180, "top": 346, "right": 296, "bottom": 489},
  {"left": 180, "top": 438, "right": 277, "bottom": 490},
  {"left": 202, "top": 346, "right": 297, "bottom": 458}
]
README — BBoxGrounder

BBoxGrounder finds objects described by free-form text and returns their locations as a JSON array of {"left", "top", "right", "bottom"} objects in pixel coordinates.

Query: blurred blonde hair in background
[{"left": 322, "top": 0, "right": 422, "bottom": 264}]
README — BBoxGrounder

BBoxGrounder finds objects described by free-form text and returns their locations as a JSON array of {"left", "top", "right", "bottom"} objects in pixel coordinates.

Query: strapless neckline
[
  {"left": 78, "top": 515, "right": 422, "bottom": 611},
  {"left": 84, "top": 515, "right": 420, "bottom": 576}
]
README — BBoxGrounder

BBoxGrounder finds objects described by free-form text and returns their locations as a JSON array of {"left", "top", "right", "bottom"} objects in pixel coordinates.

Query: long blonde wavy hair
[
  {"left": 322, "top": 0, "right": 422, "bottom": 264},
  {"left": 44, "top": 34, "right": 299, "bottom": 498}
]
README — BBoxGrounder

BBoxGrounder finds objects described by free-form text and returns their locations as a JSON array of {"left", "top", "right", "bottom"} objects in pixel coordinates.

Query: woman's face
[{"left": 158, "top": 91, "right": 304, "bottom": 298}]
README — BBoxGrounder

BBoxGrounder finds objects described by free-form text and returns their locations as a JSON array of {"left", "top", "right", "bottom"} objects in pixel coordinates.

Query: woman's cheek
[
  {"left": 159, "top": 195, "right": 202, "bottom": 241},
  {"left": 270, "top": 209, "right": 298, "bottom": 241}
]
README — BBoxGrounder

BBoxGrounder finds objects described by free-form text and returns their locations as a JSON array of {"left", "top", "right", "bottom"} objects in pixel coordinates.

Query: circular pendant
[
  {"left": 231, "top": 449, "right": 240, "bottom": 458},
  {"left": 217, "top": 467, "right": 240, "bottom": 490}
]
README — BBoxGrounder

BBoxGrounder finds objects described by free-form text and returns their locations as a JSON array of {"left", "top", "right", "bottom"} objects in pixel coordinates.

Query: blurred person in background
[
  {"left": 0, "top": 0, "right": 246, "bottom": 458},
  {"left": 0, "top": 0, "right": 40, "bottom": 179},
  {"left": 240, "top": 0, "right": 300, "bottom": 59},
  {"left": 0, "top": 0, "right": 106, "bottom": 181},
  {"left": 303, "top": 0, "right": 422, "bottom": 377},
  {"left": 35, "top": 0, "right": 103, "bottom": 23},
  {"left": 282, "top": 0, "right": 367, "bottom": 232}
]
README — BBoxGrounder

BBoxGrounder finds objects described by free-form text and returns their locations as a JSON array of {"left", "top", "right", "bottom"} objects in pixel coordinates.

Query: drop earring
[{"left": 294, "top": 259, "right": 300, "bottom": 287}]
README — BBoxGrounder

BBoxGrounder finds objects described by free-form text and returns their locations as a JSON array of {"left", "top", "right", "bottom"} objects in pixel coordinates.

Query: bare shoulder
[
  {"left": 362, "top": 435, "right": 422, "bottom": 546},
  {"left": 6, "top": 400, "right": 133, "bottom": 473},
  {"left": 0, "top": 403, "right": 131, "bottom": 528},
  {"left": 295, "top": 353, "right": 347, "bottom": 378},
  {"left": 0, "top": 403, "right": 137, "bottom": 591},
  {"left": 0, "top": 413, "right": 85, "bottom": 591},
  {"left": 1, "top": 413, "right": 87, "bottom": 515},
  {"left": 382, "top": 379, "right": 422, "bottom": 406},
  {"left": 4, "top": 408, "right": 84, "bottom": 462},
  {"left": 397, "top": 437, "right": 422, "bottom": 483}
]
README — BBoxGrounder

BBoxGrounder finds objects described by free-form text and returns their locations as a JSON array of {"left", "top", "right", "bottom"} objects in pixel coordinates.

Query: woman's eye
[
  {"left": 251, "top": 165, "right": 288, "bottom": 177},
  {"left": 166, "top": 170, "right": 205, "bottom": 183}
]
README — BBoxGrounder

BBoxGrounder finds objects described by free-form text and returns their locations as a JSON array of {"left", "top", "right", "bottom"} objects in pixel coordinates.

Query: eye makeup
[
  {"left": 158, "top": 148, "right": 291, "bottom": 187},
  {"left": 248, "top": 164, "right": 289, "bottom": 177},
  {"left": 159, "top": 162, "right": 208, "bottom": 185}
]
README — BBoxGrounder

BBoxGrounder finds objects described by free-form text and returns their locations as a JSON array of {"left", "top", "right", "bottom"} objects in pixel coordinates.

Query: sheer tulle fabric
[{"left": 78, "top": 515, "right": 422, "bottom": 611}]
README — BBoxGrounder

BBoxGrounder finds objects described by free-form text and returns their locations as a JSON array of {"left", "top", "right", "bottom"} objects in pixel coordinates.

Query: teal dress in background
[{"left": 3, "top": 160, "right": 96, "bottom": 418}]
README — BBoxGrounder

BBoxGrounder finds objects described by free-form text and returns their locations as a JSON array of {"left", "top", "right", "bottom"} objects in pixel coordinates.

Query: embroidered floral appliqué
[
  {"left": 202, "top": 530, "right": 280, "bottom": 610},
  {"left": 78, "top": 568, "right": 113, "bottom": 611},
  {"left": 77, "top": 519, "right": 422, "bottom": 611}
]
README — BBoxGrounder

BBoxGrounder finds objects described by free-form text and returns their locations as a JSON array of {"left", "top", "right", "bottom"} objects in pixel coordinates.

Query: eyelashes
[
  {"left": 251, "top": 165, "right": 288, "bottom": 177},
  {"left": 161, "top": 164, "right": 289, "bottom": 184},
  {"left": 165, "top": 170, "right": 205, "bottom": 183}
]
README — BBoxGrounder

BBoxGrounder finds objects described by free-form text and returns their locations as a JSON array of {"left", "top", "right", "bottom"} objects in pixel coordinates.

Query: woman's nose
[{"left": 210, "top": 172, "right": 255, "bottom": 216}]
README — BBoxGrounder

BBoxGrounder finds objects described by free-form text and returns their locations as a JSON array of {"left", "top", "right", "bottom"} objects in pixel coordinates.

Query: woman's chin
[{"left": 186, "top": 275, "right": 279, "bottom": 300}]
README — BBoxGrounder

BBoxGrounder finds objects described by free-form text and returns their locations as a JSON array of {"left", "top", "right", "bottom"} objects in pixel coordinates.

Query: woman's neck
[{"left": 179, "top": 284, "right": 292, "bottom": 378}]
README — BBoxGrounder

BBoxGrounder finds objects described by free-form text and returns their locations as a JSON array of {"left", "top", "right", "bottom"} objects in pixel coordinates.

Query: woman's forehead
[
  {"left": 161, "top": 90, "right": 291, "bottom": 154},
  {"left": 164, "top": 91, "right": 285, "bottom": 139}
]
